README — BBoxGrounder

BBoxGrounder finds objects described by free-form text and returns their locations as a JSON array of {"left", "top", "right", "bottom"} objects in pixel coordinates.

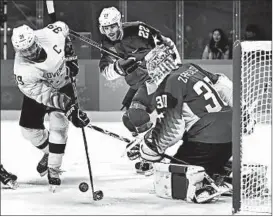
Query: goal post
[{"left": 232, "top": 41, "right": 272, "bottom": 214}]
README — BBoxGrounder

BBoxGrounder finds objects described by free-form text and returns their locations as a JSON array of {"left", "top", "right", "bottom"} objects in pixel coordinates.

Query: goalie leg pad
[
  {"left": 122, "top": 102, "right": 152, "bottom": 134},
  {"left": 21, "top": 127, "right": 49, "bottom": 153},
  {"left": 154, "top": 163, "right": 206, "bottom": 202}
]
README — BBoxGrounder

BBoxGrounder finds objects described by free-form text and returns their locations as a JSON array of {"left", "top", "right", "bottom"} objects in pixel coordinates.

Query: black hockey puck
[
  {"left": 79, "top": 182, "right": 89, "bottom": 192},
  {"left": 93, "top": 190, "right": 104, "bottom": 200}
]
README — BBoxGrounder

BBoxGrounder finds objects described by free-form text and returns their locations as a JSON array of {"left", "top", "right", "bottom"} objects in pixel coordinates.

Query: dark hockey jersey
[
  {"left": 99, "top": 21, "right": 162, "bottom": 89},
  {"left": 152, "top": 63, "right": 232, "bottom": 150}
]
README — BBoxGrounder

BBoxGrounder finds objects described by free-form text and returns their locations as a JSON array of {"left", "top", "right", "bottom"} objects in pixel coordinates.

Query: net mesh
[{"left": 240, "top": 41, "right": 272, "bottom": 214}]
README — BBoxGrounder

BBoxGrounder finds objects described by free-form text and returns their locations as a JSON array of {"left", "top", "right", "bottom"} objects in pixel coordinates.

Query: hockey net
[{"left": 233, "top": 41, "right": 272, "bottom": 214}]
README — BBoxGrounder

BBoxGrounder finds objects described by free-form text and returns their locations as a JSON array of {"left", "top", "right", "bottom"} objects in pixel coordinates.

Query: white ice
[{"left": 1, "top": 120, "right": 232, "bottom": 215}]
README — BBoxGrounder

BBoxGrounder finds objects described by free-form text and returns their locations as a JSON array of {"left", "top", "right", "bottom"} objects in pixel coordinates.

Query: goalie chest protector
[{"left": 154, "top": 163, "right": 205, "bottom": 201}]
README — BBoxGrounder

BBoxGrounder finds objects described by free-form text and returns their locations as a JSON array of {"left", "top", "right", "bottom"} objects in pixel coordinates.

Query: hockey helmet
[
  {"left": 98, "top": 7, "right": 122, "bottom": 41},
  {"left": 11, "top": 25, "right": 42, "bottom": 60}
]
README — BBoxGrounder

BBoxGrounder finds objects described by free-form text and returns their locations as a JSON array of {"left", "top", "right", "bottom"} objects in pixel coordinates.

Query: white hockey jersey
[{"left": 13, "top": 21, "right": 71, "bottom": 110}]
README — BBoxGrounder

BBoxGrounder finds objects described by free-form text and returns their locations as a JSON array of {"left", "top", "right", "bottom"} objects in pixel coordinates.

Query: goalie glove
[
  {"left": 139, "top": 130, "right": 164, "bottom": 162},
  {"left": 126, "top": 142, "right": 140, "bottom": 160}
]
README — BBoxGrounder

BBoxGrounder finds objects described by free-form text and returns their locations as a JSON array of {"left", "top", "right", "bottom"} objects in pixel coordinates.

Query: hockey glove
[
  {"left": 139, "top": 130, "right": 163, "bottom": 162},
  {"left": 126, "top": 142, "right": 140, "bottom": 161},
  {"left": 66, "top": 58, "right": 79, "bottom": 77},
  {"left": 65, "top": 36, "right": 79, "bottom": 77},
  {"left": 65, "top": 104, "right": 90, "bottom": 128},
  {"left": 114, "top": 57, "right": 139, "bottom": 75}
]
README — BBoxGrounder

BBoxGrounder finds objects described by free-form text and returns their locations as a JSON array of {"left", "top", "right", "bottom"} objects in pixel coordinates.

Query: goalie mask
[
  {"left": 98, "top": 7, "right": 123, "bottom": 41},
  {"left": 145, "top": 44, "right": 179, "bottom": 89},
  {"left": 11, "top": 25, "right": 42, "bottom": 61}
]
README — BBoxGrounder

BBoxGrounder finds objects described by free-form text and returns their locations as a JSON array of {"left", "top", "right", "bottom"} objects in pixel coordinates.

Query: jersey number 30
[{"left": 193, "top": 77, "right": 224, "bottom": 113}]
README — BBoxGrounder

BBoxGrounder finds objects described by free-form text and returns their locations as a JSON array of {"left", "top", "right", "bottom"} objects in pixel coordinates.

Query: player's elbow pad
[
  {"left": 213, "top": 74, "right": 233, "bottom": 107},
  {"left": 101, "top": 64, "right": 121, "bottom": 80}
]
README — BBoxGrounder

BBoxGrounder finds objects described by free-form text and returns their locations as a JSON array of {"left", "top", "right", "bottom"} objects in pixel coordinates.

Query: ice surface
[{"left": 1, "top": 121, "right": 231, "bottom": 215}]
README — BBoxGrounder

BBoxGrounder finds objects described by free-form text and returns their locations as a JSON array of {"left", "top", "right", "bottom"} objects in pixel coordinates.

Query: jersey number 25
[{"left": 193, "top": 76, "right": 226, "bottom": 113}]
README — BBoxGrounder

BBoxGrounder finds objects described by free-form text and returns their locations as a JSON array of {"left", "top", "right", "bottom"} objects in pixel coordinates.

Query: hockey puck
[
  {"left": 93, "top": 190, "right": 104, "bottom": 200},
  {"left": 79, "top": 182, "right": 89, "bottom": 192}
]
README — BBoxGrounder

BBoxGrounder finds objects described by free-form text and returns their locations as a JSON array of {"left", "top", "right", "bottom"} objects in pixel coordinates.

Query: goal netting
[{"left": 233, "top": 41, "right": 272, "bottom": 214}]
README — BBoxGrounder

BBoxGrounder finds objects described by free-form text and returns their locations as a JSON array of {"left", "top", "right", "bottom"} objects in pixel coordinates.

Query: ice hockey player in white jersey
[{"left": 12, "top": 22, "right": 90, "bottom": 191}]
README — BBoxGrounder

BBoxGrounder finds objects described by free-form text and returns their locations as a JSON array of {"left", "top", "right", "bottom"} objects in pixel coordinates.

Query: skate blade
[
  {"left": 49, "top": 185, "right": 58, "bottom": 193},
  {"left": 6, "top": 180, "right": 19, "bottom": 190}
]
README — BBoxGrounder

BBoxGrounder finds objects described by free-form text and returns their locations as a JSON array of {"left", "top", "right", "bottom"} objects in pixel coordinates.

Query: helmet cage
[
  {"left": 145, "top": 45, "right": 175, "bottom": 86},
  {"left": 19, "top": 36, "right": 42, "bottom": 60}
]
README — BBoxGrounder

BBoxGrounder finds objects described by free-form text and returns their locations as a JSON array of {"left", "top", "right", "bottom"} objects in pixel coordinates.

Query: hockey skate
[
  {"left": 212, "top": 174, "right": 232, "bottom": 196},
  {"left": 0, "top": 165, "right": 18, "bottom": 189},
  {"left": 48, "top": 167, "right": 63, "bottom": 193},
  {"left": 193, "top": 173, "right": 232, "bottom": 203},
  {"left": 135, "top": 160, "right": 154, "bottom": 176},
  {"left": 37, "top": 153, "right": 49, "bottom": 177}
]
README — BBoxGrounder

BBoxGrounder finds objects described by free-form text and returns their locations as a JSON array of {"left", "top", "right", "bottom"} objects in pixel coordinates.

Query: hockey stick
[
  {"left": 69, "top": 30, "right": 124, "bottom": 60},
  {"left": 87, "top": 124, "right": 131, "bottom": 143},
  {"left": 45, "top": 0, "right": 123, "bottom": 61},
  {"left": 86, "top": 123, "right": 144, "bottom": 157},
  {"left": 71, "top": 80, "right": 104, "bottom": 201}
]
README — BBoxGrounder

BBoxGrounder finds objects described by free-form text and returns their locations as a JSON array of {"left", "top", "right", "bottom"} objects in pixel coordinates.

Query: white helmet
[
  {"left": 11, "top": 25, "right": 41, "bottom": 59},
  {"left": 12, "top": 25, "right": 35, "bottom": 51},
  {"left": 98, "top": 7, "right": 122, "bottom": 35}
]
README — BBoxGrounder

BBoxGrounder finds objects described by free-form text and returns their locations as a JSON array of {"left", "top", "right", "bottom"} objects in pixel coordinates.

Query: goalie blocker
[{"left": 154, "top": 163, "right": 229, "bottom": 203}]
